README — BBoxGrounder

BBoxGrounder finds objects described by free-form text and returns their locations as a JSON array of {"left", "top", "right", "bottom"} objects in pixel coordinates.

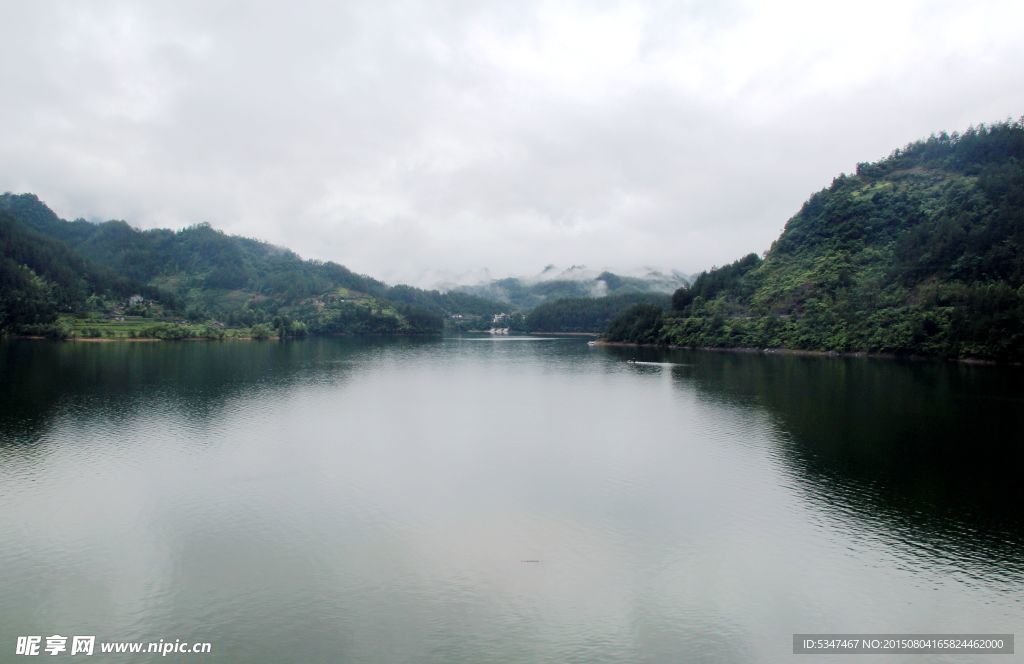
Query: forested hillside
[
  {"left": 526, "top": 292, "right": 670, "bottom": 332},
  {"left": 607, "top": 120, "right": 1024, "bottom": 361},
  {"left": 0, "top": 194, "right": 503, "bottom": 338}
]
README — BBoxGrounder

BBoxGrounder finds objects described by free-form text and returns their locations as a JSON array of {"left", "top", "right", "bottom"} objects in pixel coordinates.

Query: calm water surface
[{"left": 1, "top": 337, "right": 1022, "bottom": 662}]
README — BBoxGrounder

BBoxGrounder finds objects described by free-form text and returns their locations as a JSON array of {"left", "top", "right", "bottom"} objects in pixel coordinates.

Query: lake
[{"left": 1, "top": 337, "right": 1021, "bottom": 662}]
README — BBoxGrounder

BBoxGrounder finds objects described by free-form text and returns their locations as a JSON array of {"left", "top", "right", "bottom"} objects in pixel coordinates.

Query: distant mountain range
[
  {"left": 0, "top": 194, "right": 689, "bottom": 339},
  {"left": 450, "top": 264, "right": 690, "bottom": 309}
]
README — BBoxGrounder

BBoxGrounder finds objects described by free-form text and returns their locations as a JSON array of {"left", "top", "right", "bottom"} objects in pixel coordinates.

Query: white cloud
[{"left": 1, "top": 0, "right": 1022, "bottom": 286}]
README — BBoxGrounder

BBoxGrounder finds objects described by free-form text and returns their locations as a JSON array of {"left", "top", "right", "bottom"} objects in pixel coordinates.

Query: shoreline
[
  {"left": 72, "top": 337, "right": 162, "bottom": 343},
  {"left": 524, "top": 331, "right": 600, "bottom": 337},
  {"left": 459, "top": 330, "right": 600, "bottom": 336},
  {"left": 9, "top": 335, "right": 272, "bottom": 343},
  {"left": 7, "top": 334, "right": 1014, "bottom": 365},
  {"left": 9, "top": 330, "right": 445, "bottom": 343},
  {"left": 590, "top": 340, "right": 1014, "bottom": 366}
]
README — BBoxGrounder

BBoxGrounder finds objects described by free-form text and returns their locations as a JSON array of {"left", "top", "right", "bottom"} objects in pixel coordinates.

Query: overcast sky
[{"left": 1, "top": 1, "right": 1022, "bottom": 286}]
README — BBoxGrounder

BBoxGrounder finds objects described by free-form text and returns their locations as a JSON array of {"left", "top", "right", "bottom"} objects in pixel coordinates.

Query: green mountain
[
  {"left": 0, "top": 210, "right": 156, "bottom": 331},
  {"left": 607, "top": 120, "right": 1024, "bottom": 361},
  {"left": 0, "top": 194, "right": 504, "bottom": 338}
]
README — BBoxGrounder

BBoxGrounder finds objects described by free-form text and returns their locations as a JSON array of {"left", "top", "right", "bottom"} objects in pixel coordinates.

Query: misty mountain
[{"left": 452, "top": 264, "right": 689, "bottom": 309}]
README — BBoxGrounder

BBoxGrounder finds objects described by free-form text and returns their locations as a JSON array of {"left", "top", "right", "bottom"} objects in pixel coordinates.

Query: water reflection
[
  {"left": 606, "top": 345, "right": 1024, "bottom": 585},
  {"left": 0, "top": 338, "right": 439, "bottom": 450}
]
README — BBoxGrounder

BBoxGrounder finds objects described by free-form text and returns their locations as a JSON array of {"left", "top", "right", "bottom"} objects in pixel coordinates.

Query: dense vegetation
[
  {"left": 605, "top": 304, "right": 664, "bottom": 345},
  {"left": 606, "top": 120, "right": 1024, "bottom": 361},
  {"left": 526, "top": 292, "right": 670, "bottom": 332},
  {"left": 0, "top": 194, "right": 506, "bottom": 338}
]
